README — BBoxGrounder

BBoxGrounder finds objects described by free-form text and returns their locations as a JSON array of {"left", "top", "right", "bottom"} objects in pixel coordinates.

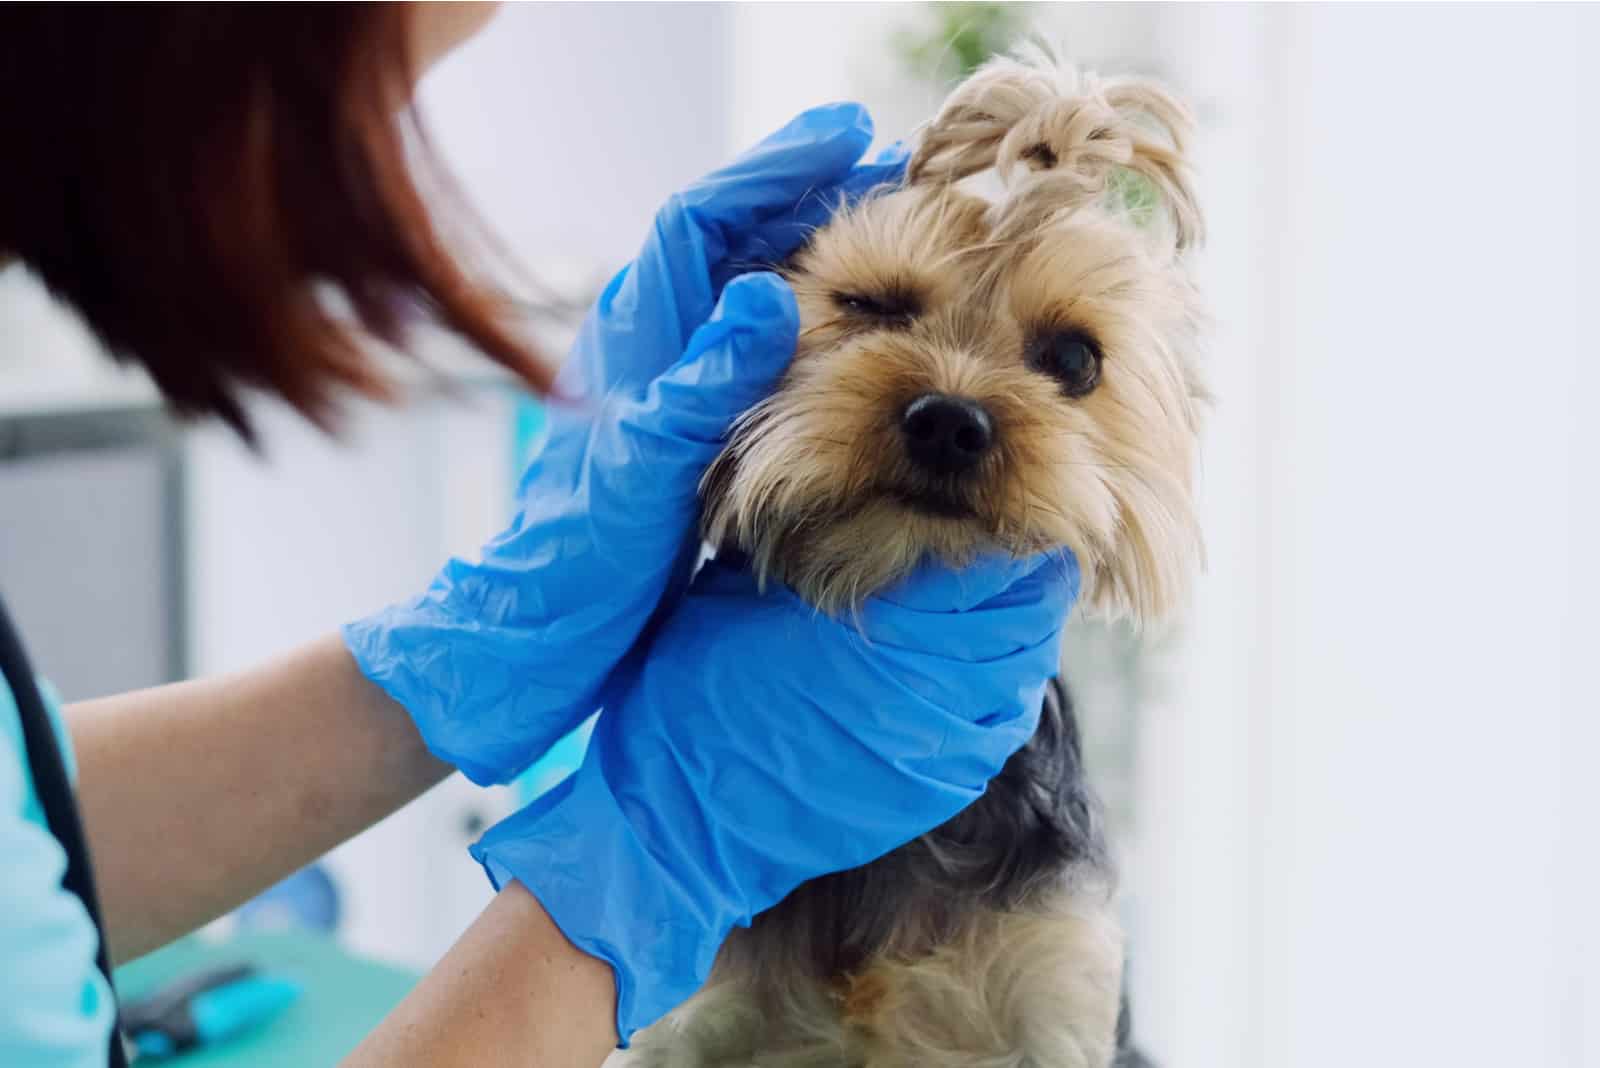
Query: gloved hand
[
  {"left": 343, "top": 103, "right": 906, "bottom": 786},
  {"left": 471, "top": 549, "right": 1080, "bottom": 1043}
]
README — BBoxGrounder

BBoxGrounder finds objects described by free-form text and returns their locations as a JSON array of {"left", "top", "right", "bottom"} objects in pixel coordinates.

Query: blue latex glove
[
  {"left": 472, "top": 549, "right": 1079, "bottom": 1043},
  {"left": 343, "top": 104, "right": 906, "bottom": 786}
]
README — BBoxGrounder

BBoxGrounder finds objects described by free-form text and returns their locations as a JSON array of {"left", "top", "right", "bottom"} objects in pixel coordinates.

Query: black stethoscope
[{"left": 0, "top": 594, "right": 127, "bottom": 1068}]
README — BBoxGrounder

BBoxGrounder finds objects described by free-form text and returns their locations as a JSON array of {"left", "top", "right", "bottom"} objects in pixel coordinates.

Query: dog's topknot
[{"left": 908, "top": 42, "right": 1203, "bottom": 253}]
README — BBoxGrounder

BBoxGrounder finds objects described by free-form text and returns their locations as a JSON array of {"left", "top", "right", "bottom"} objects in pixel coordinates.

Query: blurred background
[{"left": 1, "top": 4, "right": 1594, "bottom": 1066}]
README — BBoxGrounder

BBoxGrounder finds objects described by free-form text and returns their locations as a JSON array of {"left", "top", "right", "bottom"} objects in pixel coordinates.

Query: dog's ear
[{"left": 908, "top": 43, "right": 1203, "bottom": 252}]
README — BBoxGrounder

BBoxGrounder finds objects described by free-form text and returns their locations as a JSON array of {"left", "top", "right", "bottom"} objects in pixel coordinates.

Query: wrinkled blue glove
[
  {"left": 343, "top": 103, "right": 906, "bottom": 786},
  {"left": 472, "top": 550, "right": 1079, "bottom": 1043}
]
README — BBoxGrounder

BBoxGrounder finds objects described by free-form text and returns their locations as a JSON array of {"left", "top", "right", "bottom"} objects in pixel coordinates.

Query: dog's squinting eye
[
  {"left": 831, "top": 291, "right": 919, "bottom": 327},
  {"left": 1028, "top": 330, "right": 1103, "bottom": 397}
]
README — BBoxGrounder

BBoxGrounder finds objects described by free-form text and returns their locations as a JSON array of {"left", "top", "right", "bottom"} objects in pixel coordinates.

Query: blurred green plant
[
  {"left": 894, "top": 2, "right": 1026, "bottom": 85},
  {"left": 1107, "top": 168, "right": 1161, "bottom": 230}
]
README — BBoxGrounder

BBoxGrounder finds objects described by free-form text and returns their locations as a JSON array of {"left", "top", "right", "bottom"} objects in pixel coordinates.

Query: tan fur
[
  {"left": 617, "top": 895, "right": 1122, "bottom": 1068},
  {"left": 627, "top": 47, "right": 1208, "bottom": 1068},
  {"left": 843, "top": 900, "right": 1124, "bottom": 1068}
]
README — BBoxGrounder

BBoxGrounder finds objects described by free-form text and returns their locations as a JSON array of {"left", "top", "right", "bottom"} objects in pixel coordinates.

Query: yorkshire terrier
[{"left": 617, "top": 46, "right": 1206, "bottom": 1068}]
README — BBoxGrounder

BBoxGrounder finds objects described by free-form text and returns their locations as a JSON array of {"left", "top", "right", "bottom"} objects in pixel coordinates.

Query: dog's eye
[
  {"left": 1028, "top": 330, "right": 1103, "bottom": 397},
  {"left": 832, "top": 291, "right": 919, "bottom": 327}
]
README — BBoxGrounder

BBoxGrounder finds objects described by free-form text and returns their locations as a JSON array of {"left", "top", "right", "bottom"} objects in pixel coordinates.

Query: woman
[{"left": 0, "top": 6, "right": 1074, "bottom": 1066}]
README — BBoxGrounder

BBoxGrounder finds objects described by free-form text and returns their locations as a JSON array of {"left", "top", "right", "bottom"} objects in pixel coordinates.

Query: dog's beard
[{"left": 701, "top": 406, "right": 1067, "bottom": 615}]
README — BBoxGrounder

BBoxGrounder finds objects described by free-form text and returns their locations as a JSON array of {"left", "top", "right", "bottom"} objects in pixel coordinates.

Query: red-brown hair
[{"left": 0, "top": 4, "right": 550, "bottom": 440}]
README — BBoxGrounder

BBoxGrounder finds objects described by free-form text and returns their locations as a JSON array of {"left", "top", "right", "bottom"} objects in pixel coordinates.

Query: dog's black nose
[{"left": 900, "top": 393, "right": 994, "bottom": 475}]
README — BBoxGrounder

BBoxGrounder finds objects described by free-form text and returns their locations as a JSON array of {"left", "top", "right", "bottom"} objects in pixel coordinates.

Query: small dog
[{"left": 618, "top": 46, "right": 1206, "bottom": 1068}]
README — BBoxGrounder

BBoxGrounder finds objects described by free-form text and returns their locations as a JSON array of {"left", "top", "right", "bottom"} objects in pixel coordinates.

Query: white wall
[
  {"left": 420, "top": 2, "right": 731, "bottom": 271},
  {"left": 1221, "top": 5, "right": 1591, "bottom": 1066},
  {"left": 1568, "top": 12, "right": 1599, "bottom": 1060},
  {"left": 1136, "top": 7, "right": 1272, "bottom": 1065}
]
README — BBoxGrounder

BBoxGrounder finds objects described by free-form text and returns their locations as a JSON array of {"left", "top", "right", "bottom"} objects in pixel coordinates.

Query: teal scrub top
[{"left": 0, "top": 675, "right": 117, "bottom": 1066}]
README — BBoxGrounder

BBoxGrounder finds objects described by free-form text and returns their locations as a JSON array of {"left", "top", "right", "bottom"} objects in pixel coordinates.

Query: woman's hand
[
  {"left": 471, "top": 549, "right": 1080, "bottom": 1044},
  {"left": 343, "top": 103, "right": 905, "bottom": 786}
]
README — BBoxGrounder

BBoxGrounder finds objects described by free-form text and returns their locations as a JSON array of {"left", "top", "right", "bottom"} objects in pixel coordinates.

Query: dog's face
[{"left": 703, "top": 55, "right": 1207, "bottom": 621}]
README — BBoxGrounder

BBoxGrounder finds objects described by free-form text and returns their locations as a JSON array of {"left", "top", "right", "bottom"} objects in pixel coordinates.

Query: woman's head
[{"left": 0, "top": 3, "right": 544, "bottom": 440}]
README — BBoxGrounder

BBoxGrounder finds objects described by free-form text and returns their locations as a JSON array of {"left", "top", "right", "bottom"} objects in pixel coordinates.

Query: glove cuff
[
  {"left": 469, "top": 754, "right": 735, "bottom": 1045},
  {"left": 341, "top": 612, "right": 530, "bottom": 787}
]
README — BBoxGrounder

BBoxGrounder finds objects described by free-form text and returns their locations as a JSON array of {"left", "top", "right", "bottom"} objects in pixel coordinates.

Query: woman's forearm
[
  {"left": 67, "top": 635, "right": 451, "bottom": 962},
  {"left": 342, "top": 880, "right": 618, "bottom": 1067}
]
